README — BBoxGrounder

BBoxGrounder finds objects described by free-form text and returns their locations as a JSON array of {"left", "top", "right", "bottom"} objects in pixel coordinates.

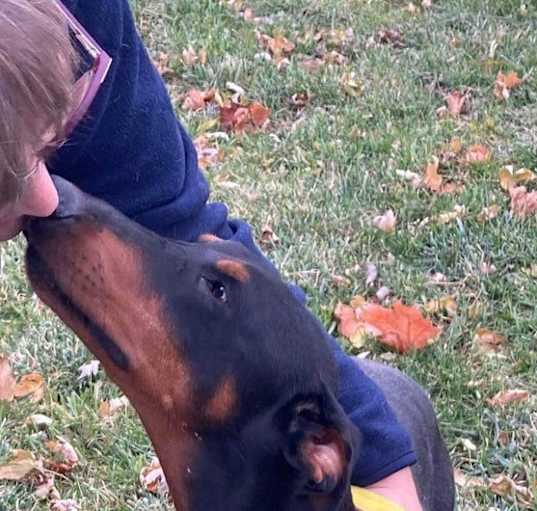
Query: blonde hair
[{"left": 0, "top": 0, "right": 76, "bottom": 207}]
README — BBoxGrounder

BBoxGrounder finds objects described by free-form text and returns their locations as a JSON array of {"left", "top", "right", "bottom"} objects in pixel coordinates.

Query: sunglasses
[{"left": 55, "top": 1, "right": 112, "bottom": 135}]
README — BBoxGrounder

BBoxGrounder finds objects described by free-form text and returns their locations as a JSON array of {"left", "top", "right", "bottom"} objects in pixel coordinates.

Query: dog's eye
[{"left": 202, "top": 277, "right": 227, "bottom": 303}]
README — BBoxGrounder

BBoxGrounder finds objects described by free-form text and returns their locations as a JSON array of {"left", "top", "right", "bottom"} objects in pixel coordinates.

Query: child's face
[{"left": 0, "top": 159, "right": 58, "bottom": 241}]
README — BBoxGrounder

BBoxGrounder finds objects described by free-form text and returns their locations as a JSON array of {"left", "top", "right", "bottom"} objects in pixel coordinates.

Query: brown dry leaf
[
  {"left": 0, "top": 355, "right": 15, "bottom": 402},
  {"left": 300, "top": 57, "right": 325, "bottom": 73},
  {"left": 194, "top": 136, "right": 222, "bottom": 170},
  {"left": 488, "top": 474, "right": 534, "bottom": 508},
  {"left": 259, "top": 225, "right": 280, "bottom": 248},
  {"left": 99, "top": 395, "right": 131, "bottom": 419},
  {"left": 34, "top": 474, "right": 59, "bottom": 499},
  {"left": 334, "top": 302, "right": 363, "bottom": 339},
  {"left": 372, "top": 209, "right": 396, "bottom": 234},
  {"left": 340, "top": 72, "right": 363, "bottom": 97},
  {"left": 153, "top": 52, "right": 173, "bottom": 78},
  {"left": 473, "top": 328, "right": 506, "bottom": 352},
  {"left": 424, "top": 295, "right": 457, "bottom": 316},
  {"left": 499, "top": 166, "right": 536, "bottom": 191},
  {"left": 45, "top": 438, "right": 79, "bottom": 475},
  {"left": 436, "top": 205, "right": 466, "bottom": 225},
  {"left": 50, "top": 499, "right": 80, "bottom": 511},
  {"left": 376, "top": 28, "right": 405, "bottom": 48},
  {"left": 509, "top": 186, "right": 537, "bottom": 218},
  {"left": 0, "top": 450, "right": 44, "bottom": 481},
  {"left": 423, "top": 158, "right": 461, "bottom": 194},
  {"left": 445, "top": 90, "right": 469, "bottom": 116},
  {"left": 463, "top": 144, "right": 491, "bottom": 164},
  {"left": 259, "top": 33, "right": 295, "bottom": 66},
  {"left": 487, "top": 389, "right": 529, "bottom": 408},
  {"left": 182, "top": 88, "right": 215, "bottom": 112},
  {"left": 140, "top": 457, "right": 169, "bottom": 494},
  {"left": 290, "top": 91, "right": 311, "bottom": 108},
  {"left": 219, "top": 100, "right": 271, "bottom": 133},
  {"left": 453, "top": 468, "right": 486, "bottom": 489},
  {"left": 359, "top": 301, "right": 440, "bottom": 353},
  {"left": 494, "top": 71, "right": 523, "bottom": 101},
  {"left": 249, "top": 101, "right": 271, "bottom": 128},
  {"left": 477, "top": 204, "right": 501, "bottom": 222},
  {"left": 14, "top": 372, "right": 45, "bottom": 401},
  {"left": 181, "top": 47, "right": 207, "bottom": 67}
]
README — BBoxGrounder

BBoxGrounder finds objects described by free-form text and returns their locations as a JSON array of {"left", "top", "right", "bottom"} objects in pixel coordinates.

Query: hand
[{"left": 364, "top": 466, "right": 423, "bottom": 511}]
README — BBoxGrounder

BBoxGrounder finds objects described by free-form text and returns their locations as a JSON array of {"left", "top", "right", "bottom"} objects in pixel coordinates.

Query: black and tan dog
[{"left": 25, "top": 176, "right": 454, "bottom": 511}]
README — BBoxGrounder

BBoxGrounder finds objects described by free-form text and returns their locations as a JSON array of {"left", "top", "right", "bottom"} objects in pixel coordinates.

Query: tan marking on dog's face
[
  {"left": 205, "top": 376, "right": 237, "bottom": 422},
  {"left": 216, "top": 259, "right": 250, "bottom": 283}
]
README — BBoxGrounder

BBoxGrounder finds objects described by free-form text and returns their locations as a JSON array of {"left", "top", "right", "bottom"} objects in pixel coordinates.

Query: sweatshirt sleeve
[{"left": 53, "top": 0, "right": 416, "bottom": 485}]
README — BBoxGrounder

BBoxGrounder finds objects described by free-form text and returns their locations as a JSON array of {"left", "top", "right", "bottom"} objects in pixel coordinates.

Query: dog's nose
[{"left": 50, "top": 175, "right": 86, "bottom": 219}]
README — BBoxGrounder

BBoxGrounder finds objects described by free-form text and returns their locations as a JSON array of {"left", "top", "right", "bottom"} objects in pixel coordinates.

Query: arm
[{"left": 53, "top": 0, "right": 417, "bottom": 488}]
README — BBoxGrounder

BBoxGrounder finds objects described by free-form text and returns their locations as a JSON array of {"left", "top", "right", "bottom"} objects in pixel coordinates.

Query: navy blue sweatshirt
[{"left": 52, "top": 0, "right": 416, "bottom": 485}]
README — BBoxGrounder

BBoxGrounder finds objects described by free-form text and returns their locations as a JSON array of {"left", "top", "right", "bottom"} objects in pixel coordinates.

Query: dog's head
[{"left": 25, "top": 176, "right": 358, "bottom": 511}]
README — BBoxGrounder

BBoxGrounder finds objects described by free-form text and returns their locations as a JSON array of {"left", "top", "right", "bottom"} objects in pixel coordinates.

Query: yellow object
[{"left": 351, "top": 486, "right": 405, "bottom": 511}]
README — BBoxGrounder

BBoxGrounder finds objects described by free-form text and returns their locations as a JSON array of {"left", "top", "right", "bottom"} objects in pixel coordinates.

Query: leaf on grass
[
  {"left": 182, "top": 88, "right": 215, "bottom": 112},
  {"left": 359, "top": 301, "right": 440, "bottom": 353},
  {"left": 494, "top": 71, "right": 523, "bottom": 101},
  {"left": 140, "top": 457, "right": 169, "bottom": 495},
  {"left": 45, "top": 438, "right": 79, "bottom": 474},
  {"left": 372, "top": 209, "right": 396, "bottom": 233},
  {"left": 453, "top": 468, "right": 486, "bottom": 489},
  {"left": 27, "top": 414, "right": 53, "bottom": 429},
  {"left": 445, "top": 90, "right": 469, "bottom": 116},
  {"left": 0, "top": 450, "right": 44, "bottom": 481},
  {"left": 435, "top": 205, "right": 466, "bottom": 225},
  {"left": 50, "top": 499, "right": 80, "bottom": 511},
  {"left": 340, "top": 72, "right": 363, "bottom": 97},
  {"left": 181, "top": 47, "right": 207, "bottom": 67},
  {"left": 194, "top": 136, "right": 222, "bottom": 170},
  {"left": 219, "top": 100, "right": 271, "bottom": 133},
  {"left": 423, "top": 158, "right": 461, "bottom": 194},
  {"left": 259, "top": 225, "right": 280, "bottom": 249},
  {"left": 365, "top": 263, "right": 378, "bottom": 286},
  {"left": 488, "top": 474, "right": 534, "bottom": 508},
  {"left": 153, "top": 52, "right": 174, "bottom": 78},
  {"left": 509, "top": 186, "right": 537, "bottom": 218},
  {"left": 99, "top": 395, "right": 131, "bottom": 419},
  {"left": 424, "top": 295, "right": 457, "bottom": 316},
  {"left": 499, "top": 166, "right": 536, "bottom": 191},
  {"left": 375, "top": 28, "right": 405, "bottom": 48},
  {"left": 259, "top": 33, "right": 295, "bottom": 67},
  {"left": 473, "top": 328, "right": 506, "bottom": 352},
  {"left": 0, "top": 355, "right": 15, "bottom": 402},
  {"left": 477, "top": 204, "right": 501, "bottom": 222},
  {"left": 34, "top": 474, "right": 59, "bottom": 499},
  {"left": 78, "top": 360, "right": 100, "bottom": 380},
  {"left": 463, "top": 144, "right": 491, "bottom": 164},
  {"left": 14, "top": 372, "right": 45, "bottom": 402},
  {"left": 487, "top": 389, "right": 529, "bottom": 407}
]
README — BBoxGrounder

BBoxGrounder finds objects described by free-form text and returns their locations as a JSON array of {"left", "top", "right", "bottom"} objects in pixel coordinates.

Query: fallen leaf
[
  {"left": 182, "top": 88, "right": 215, "bottom": 112},
  {"left": 334, "top": 302, "right": 364, "bottom": 340},
  {"left": 249, "top": 101, "right": 271, "bottom": 127},
  {"left": 376, "top": 286, "right": 391, "bottom": 302},
  {"left": 259, "top": 33, "right": 295, "bottom": 66},
  {"left": 34, "top": 474, "right": 59, "bottom": 499},
  {"left": 194, "top": 135, "right": 222, "bottom": 170},
  {"left": 50, "top": 499, "right": 80, "bottom": 511},
  {"left": 376, "top": 28, "right": 405, "bottom": 48},
  {"left": 488, "top": 474, "right": 534, "bottom": 507},
  {"left": 340, "top": 72, "right": 363, "bottom": 97},
  {"left": 140, "top": 457, "right": 169, "bottom": 494},
  {"left": 372, "top": 210, "right": 396, "bottom": 233},
  {"left": 0, "top": 450, "right": 44, "bottom": 481},
  {"left": 453, "top": 468, "right": 486, "bottom": 489},
  {"left": 290, "top": 91, "right": 311, "bottom": 108},
  {"left": 423, "top": 158, "right": 461, "bottom": 194},
  {"left": 78, "top": 360, "right": 100, "bottom": 380},
  {"left": 463, "top": 144, "right": 491, "bottom": 164},
  {"left": 509, "top": 186, "right": 537, "bottom": 218},
  {"left": 359, "top": 301, "right": 441, "bottom": 353},
  {"left": 153, "top": 52, "right": 173, "bottom": 78},
  {"left": 435, "top": 205, "right": 466, "bottom": 225},
  {"left": 395, "top": 169, "right": 422, "bottom": 188},
  {"left": 445, "top": 90, "right": 469, "bottom": 116},
  {"left": 499, "top": 166, "right": 536, "bottom": 191},
  {"left": 424, "top": 295, "right": 457, "bottom": 316},
  {"left": 259, "top": 225, "right": 280, "bottom": 248},
  {"left": 14, "top": 372, "right": 45, "bottom": 401},
  {"left": 365, "top": 263, "right": 378, "bottom": 286},
  {"left": 477, "top": 204, "right": 501, "bottom": 222},
  {"left": 494, "top": 71, "right": 523, "bottom": 101},
  {"left": 219, "top": 100, "right": 271, "bottom": 133},
  {"left": 45, "top": 438, "right": 79, "bottom": 474},
  {"left": 26, "top": 414, "right": 53, "bottom": 429},
  {"left": 99, "top": 395, "right": 131, "bottom": 419},
  {"left": 487, "top": 389, "right": 529, "bottom": 407},
  {"left": 181, "top": 47, "right": 207, "bottom": 67},
  {"left": 473, "top": 328, "right": 506, "bottom": 352},
  {"left": 300, "top": 57, "right": 324, "bottom": 73},
  {"left": 0, "top": 355, "right": 15, "bottom": 401}
]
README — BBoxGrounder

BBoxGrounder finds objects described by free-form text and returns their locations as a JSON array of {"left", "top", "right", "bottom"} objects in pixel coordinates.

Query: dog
[{"left": 25, "top": 176, "right": 454, "bottom": 511}]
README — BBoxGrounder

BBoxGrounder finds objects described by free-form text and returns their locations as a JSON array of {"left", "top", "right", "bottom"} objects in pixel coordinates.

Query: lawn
[{"left": 1, "top": 0, "right": 537, "bottom": 509}]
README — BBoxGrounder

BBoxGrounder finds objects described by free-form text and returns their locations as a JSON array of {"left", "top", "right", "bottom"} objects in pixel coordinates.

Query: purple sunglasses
[{"left": 55, "top": 1, "right": 112, "bottom": 135}]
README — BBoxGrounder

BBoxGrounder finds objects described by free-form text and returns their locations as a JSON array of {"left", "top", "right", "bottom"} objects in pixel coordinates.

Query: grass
[{"left": 1, "top": 0, "right": 537, "bottom": 509}]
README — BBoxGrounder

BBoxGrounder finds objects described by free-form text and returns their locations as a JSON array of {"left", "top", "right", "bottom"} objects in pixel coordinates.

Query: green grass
[{"left": 2, "top": 0, "right": 537, "bottom": 509}]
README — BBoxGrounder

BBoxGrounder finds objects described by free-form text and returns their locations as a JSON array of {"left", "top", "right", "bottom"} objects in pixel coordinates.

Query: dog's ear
[{"left": 278, "top": 389, "right": 356, "bottom": 497}]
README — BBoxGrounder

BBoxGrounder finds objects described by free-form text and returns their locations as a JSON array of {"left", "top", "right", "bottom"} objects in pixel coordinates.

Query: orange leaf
[
  {"left": 359, "top": 301, "right": 440, "bottom": 353},
  {"left": 0, "top": 356, "right": 15, "bottom": 402},
  {"left": 182, "top": 88, "right": 214, "bottom": 111},
  {"left": 334, "top": 303, "right": 362, "bottom": 339},
  {"left": 248, "top": 101, "right": 271, "bottom": 128},
  {"left": 494, "top": 71, "right": 523, "bottom": 100},
  {"left": 13, "top": 372, "right": 44, "bottom": 401},
  {"left": 473, "top": 328, "right": 506, "bottom": 352},
  {"left": 463, "top": 144, "right": 491, "bottom": 164},
  {"left": 487, "top": 389, "right": 529, "bottom": 407},
  {"left": 509, "top": 186, "right": 537, "bottom": 218},
  {"left": 194, "top": 136, "right": 222, "bottom": 170},
  {"left": 372, "top": 209, "right": 396, "bottom": 233},
  {"left": 424, "top": 158, "right": 443, "bottom": 192},
  {"left": 445, "top": 90, "right": 468, "bottom": 116}
]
